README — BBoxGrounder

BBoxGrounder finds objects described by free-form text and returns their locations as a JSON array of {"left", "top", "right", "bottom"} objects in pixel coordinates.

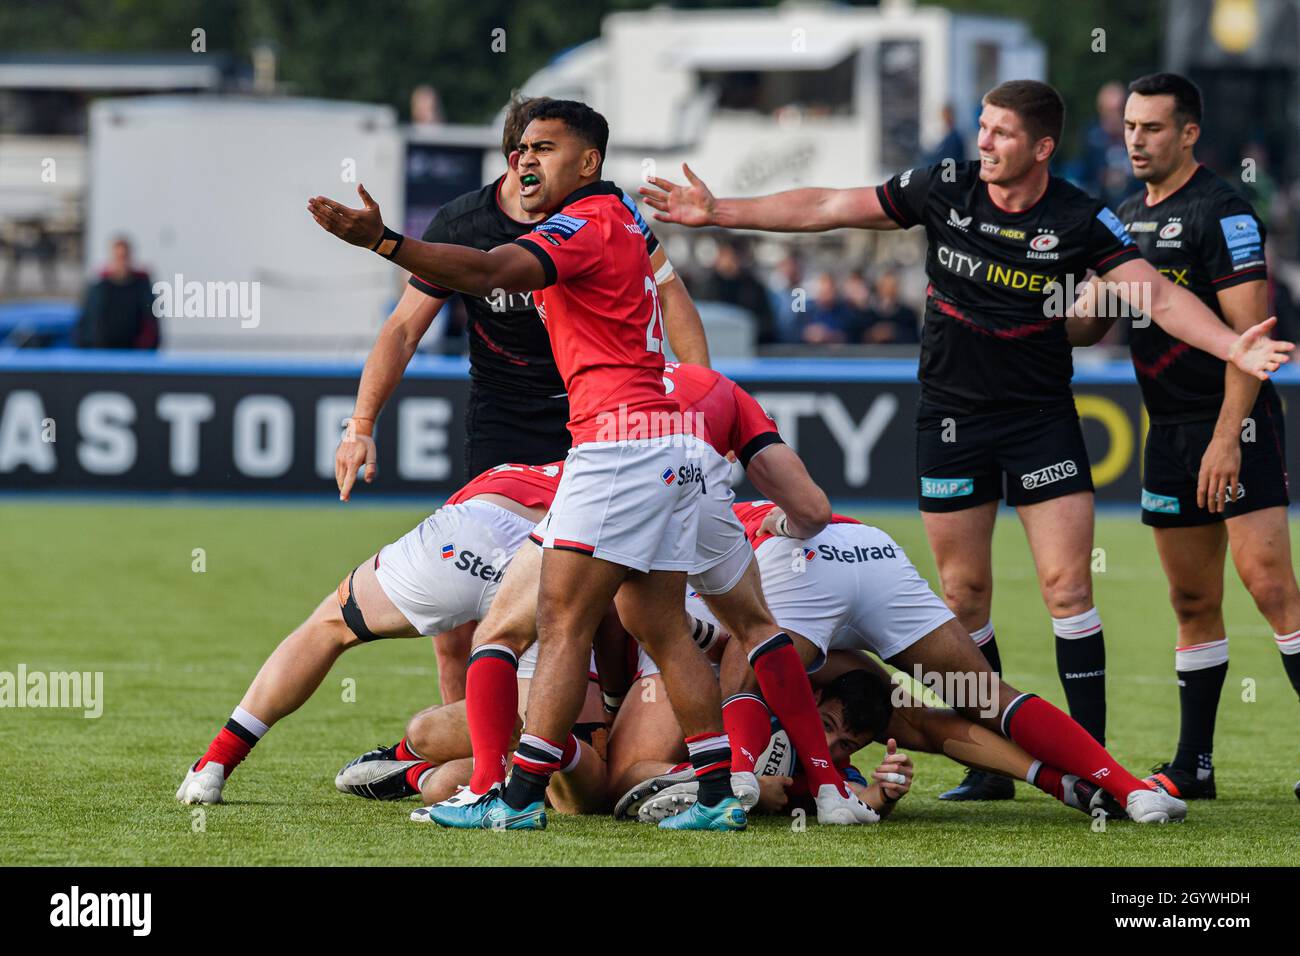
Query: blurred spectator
[
  {"left": 799, "top": 272, "right": 853, "bottom": 344},
  {"left": 840, "top": 271, "right": 873, "bottom": 338},
  {"left": 924, "top": 104, "right": 966, "bottom": 165},
  {"left": 860, "top": 271, "right": 919, "bottom": 344},
  {"left": 75, "top": 237, "right": 159, "bottom": 350},
  {"left": 697, "top": 241, "right": 777, "bottom": 344},
  {"left": 1076, "top": 81, "right": 1137, "bottom": 208},
  {"left": 411, "top": 85, "right": 444, "bottom": 126},
  {"left": 766, "top": 252, "right": 805, "bottom": 343}
]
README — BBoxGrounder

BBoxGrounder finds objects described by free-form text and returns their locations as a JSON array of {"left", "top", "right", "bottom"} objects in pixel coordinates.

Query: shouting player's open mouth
[{"left": 520, "top": 172, "right": 542, "bottom": 198}]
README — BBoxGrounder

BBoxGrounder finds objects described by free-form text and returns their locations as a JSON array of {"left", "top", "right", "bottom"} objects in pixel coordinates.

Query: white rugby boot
[{"left": 176, "top": 761, "right": 226, "bottom": 805}]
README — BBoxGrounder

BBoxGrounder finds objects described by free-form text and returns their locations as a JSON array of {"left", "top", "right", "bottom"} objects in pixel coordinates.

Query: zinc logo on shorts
[{"left": 1021, "top": 459, "right": 1078, "bottom": 490}]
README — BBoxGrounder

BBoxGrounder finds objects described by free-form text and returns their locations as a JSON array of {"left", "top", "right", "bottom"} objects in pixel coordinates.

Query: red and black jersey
[
  {"left": 1116, "top": 165, "right": 1273, "bottom": 424},
  {"left": 409, "top": 176, "right": 661, "bottom": 398},
  {"left": 512, "top": 180, "right": 678, "bottom": 446},
  {"left": 663, "top": 362, "right": 782, "bottom": 465},
  {"left": 876, "top": 161, "right": 1143, "bottom": 414},
  {"left": 731, "top": 500, "right": 861, "bottom": 550},
  {"left": 445, "top": 461, "right": 563, "bottom": 510}
]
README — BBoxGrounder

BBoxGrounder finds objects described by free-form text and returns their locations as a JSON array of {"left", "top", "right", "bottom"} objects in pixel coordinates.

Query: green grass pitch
[{"left": 2, "top": 500, "right": 1296, "bottom": 866}]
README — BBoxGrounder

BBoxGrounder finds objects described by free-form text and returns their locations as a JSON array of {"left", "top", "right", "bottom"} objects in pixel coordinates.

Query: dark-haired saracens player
[
  {"left": 333, "top": 93, "right": 708, "bottom": 495},
  {"left": 1070, "top": 72, "right": 1300, "bottom": 799},
  {"left": 641, "top": 78, "right": 1293, "bottom": 803}
]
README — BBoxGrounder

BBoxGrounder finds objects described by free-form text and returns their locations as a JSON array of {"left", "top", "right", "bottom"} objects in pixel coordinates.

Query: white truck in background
[{"left": 87, "top": 96, "right": 404, "bottom": 354}]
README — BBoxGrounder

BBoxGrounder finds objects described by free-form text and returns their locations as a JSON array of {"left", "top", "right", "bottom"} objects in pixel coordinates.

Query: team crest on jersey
[
  {"left": 947, "top": 207, "right": 972, "bottom": 230},
  {"left": 1028, "top": 229, "right": 1060, "bottom": 260},
  {"left": 534, "top": 213, "right": 589, "bottom": 241},
  {"left": 440, "top": 543, "right": 455, "bottom": 560},
  {"left": 1159, "top": 219, "right": 1183, "bottom": 239}
]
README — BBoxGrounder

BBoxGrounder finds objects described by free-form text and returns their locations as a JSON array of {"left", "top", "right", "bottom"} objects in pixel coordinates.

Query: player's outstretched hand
[
  {"left": 307, "top": 184, "right": 385, "bottom": 248},
  {"left": 1227, "top": 316, "right": 1295, "bottom": 380},
  {"left": 336, "top": 419, "right": 377, "bottom": 502},
  {"left": 638, "top": 164, "right": 716, "bottom": 227},
  {"left": 872, "top": 739, "right": 912, "bottom": 802}
]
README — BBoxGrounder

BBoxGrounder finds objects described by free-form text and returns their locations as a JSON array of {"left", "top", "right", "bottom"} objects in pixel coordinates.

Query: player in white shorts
[
  {"left": 175, "top": 462, "right": 561, "bottom": 806},
  {"left": 719, "top": 515, "right": 956, "bottom": 669}
]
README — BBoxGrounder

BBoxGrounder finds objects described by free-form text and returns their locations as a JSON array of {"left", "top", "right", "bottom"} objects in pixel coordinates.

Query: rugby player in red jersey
[
  {"left": 175, "top": 462, "right": 561, "bottom": 805},
  {"left": 308, "top": 100, "right": 743, "bottom": 830}
]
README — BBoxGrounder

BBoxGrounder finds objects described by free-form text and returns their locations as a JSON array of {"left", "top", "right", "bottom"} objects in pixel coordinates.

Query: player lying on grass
[
  {"left": 175, "top": 463, "right": 563, "bottom": 805},
  {"left": 339, "top": 624, "right": 1123, "bottom": 824},
  {"left": 611, "top": 647, "right": 1122, "bottom": 823},
  {"left": 624, "top": 501, "right": 1189, "bottom": 823}
]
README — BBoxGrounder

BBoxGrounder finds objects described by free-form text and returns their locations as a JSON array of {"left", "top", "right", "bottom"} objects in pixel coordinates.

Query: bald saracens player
[
  {"left": 333, "top": 93, "right": 708, "bottom": 497},
  {"left": 309, "top": 99, "right": 744, "bottom": 832},
  {"left": 1070, "top": 73, "right": 1300, "bottom": 800},
  {"left": 175, "top": 462, "right": 561, "bottom": 806},
  {"left": 641, "top": 78, "right": 1292, "bottom": 802}
]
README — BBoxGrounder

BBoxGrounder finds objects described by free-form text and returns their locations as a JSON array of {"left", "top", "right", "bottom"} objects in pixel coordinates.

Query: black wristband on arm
[{"left": 370, "top": 226, "right": 404, "bottom": 260}]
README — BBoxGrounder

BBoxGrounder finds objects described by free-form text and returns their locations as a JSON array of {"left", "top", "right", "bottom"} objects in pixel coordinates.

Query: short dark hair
[
  {"left": 1127, "top": 72, "right": 1203, "bottom": 127},
  {"left": 982, "top": 79, "right": 1066, "bottom": 157},
  {"left": 501, "top": 91, "right": 552, "bottom": 159},
  {"left": 524, "top": 98, "right": 609, "bottom": 170},
  {"left": 820, "top": 669, "right": 893, "bottom": 740}
]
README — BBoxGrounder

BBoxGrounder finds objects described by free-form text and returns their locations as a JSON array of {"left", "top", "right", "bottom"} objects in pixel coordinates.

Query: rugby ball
[{"left": 754, "top": 729, "right": 795, "bottom": 777}]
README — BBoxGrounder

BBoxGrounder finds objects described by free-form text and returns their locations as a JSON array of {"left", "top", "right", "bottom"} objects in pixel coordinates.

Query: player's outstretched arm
[
  {"left": 337, "top": 285, "right": 445, "bottom": 501},
  {"left": 744, "top": 443, "right": 832, "bottom": 538},
  {"left": 307, "top": 185, "right": 547, "bottom": 297},
  {"left": 639, "top": 164, "right": 899, "bottom": 233},
  {"left": 1101, "top": 257, "right": 1294, "bottom": 379}
]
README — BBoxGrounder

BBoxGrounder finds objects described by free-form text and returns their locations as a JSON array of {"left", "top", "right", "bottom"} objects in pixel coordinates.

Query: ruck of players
[{"left": 177, "top": 74, "right": 1300, "bottom": 832}]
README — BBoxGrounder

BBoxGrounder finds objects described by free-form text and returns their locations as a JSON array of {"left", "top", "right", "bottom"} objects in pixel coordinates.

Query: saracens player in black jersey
[
  {"left": 641, "top": 78, "right": 1292, "bottom": 800},
  {"left": 333, "top": 94, "right": 709, "bottom": 495},
  {"left": 1069, "top": 73, "right": 1300, "bottom": 801}
]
